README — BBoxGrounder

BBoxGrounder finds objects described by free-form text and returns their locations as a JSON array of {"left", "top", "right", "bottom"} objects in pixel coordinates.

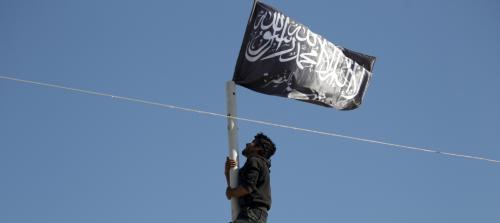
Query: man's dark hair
[{"left": 254, "top": 132, "right": 276, "bottom": 159}]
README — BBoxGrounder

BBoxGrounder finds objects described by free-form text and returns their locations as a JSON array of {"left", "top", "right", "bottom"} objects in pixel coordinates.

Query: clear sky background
[{"left": 1, "top": 0, "right": 499, "bottom": 222}]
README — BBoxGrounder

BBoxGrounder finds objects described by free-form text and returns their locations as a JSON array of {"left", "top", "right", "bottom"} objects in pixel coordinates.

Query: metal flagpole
[
  {"left": 226, "top": 0, "right": 259, "bottom": 221},
  {"left": 226, "top": 80, "right": 240, "bottom": 221}
]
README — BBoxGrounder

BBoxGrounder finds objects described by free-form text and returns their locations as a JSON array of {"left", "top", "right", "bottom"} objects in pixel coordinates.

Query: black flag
[{"left": 233, "top": 2, "right": 376, "bottom": 110}]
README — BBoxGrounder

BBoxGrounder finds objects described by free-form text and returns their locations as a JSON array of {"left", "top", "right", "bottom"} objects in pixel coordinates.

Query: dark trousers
[{"left": 232, "top": 207, "right": 268, "bottom": 223}]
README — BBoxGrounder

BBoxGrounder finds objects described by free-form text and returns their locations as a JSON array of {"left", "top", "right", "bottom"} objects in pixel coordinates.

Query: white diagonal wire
[{"left": 1, "top": 75, "right": 499, "bottom": 164}]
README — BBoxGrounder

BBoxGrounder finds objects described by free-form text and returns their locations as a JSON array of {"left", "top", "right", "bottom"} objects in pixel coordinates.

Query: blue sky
[{"left": 1, "top": 0, "right": 499, "bottom": 222}]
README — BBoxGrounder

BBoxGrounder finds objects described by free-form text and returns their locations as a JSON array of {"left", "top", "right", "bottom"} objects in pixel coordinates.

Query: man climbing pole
[{"left": 225, "top": 132, "right": 276, "bottom": 223}]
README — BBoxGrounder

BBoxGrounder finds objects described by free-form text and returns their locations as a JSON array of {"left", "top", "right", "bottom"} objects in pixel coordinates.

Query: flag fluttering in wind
[{"left": 233, "top": 2, "right": 376, "bottom": 110}]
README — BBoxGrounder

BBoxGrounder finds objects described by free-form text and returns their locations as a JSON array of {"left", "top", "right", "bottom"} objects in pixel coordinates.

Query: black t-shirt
[{"left": 238, "top": 156, "right": 272, "bottom": 210}]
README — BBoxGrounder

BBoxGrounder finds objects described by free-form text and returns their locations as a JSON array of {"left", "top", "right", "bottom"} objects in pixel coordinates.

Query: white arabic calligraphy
[{"left": 245, "top": 8, "right": 370, "bottom": 100}]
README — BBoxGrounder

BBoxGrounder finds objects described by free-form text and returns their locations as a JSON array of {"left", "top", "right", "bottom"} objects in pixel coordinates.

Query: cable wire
[{"left": 1, "top": 75, "right": 498, "bottom": 164}]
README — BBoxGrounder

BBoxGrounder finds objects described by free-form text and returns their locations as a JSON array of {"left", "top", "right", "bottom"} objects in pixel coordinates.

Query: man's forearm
[{"left": 227, "top": 186, "right": 250, "bottom": 198}]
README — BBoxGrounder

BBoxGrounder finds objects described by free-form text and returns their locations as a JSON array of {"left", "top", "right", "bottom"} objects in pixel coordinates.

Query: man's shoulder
[
  {"left": 246, "top": 156, "right": 264, "bottom": 163},
  {"left": 245, "top": 156, "right": 269, "bottom": 169}
]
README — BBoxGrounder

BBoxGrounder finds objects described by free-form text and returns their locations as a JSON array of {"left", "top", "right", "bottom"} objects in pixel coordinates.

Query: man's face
[{"left": 242, "top": 140, "right": 261, "bottom": 157}]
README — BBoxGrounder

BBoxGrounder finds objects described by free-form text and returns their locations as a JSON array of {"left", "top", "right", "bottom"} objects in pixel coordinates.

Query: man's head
[{"left": 242, "top": 132, "right": 276, "bottom": 159}]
